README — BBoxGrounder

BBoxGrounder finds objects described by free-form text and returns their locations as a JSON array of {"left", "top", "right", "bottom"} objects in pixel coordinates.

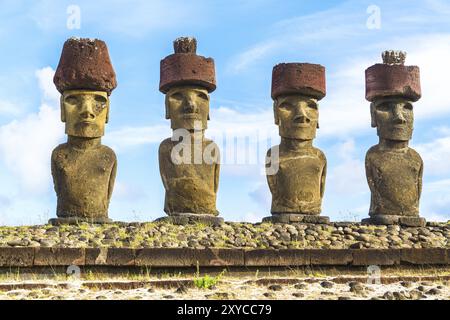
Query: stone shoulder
[
  {"left": 99, "top": 145, "right": 117, "bottom": 161},
  {"left": 51, "top": 143, "right": 69, "bottom": 159},
  {"left": 266, "top": 145, "right": 326, "bottom": 161},
  {"left": 311, "top": 146, "right": 326, "bottom": 162},
  {"left": 159, "top": 137, "right": 219, "bottom": 151},
  {"left": 51, "top": 143, "right": 116, "bottom": 161},
  {"left": 366, "top": 145, "right": 422, "bottom": 164},
  {"left": 407, "top": 147, "right": 423, "bottom": 163},
  {"left": 365, "top": 145, "right": 379, "bottom": 162}
]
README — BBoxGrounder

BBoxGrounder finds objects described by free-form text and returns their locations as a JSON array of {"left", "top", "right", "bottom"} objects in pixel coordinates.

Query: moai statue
[
  {"left": 362, "top": 50, "right": 425, "bottom": 227},
  {"left": 49, "top": 38, "right": 117, "bottom": 225},
  {"left": 263, "top": 63, "right": 329, "bottom": 224},
  {"left": 157, "top": 37, "right": 222, "bottom": 226}
]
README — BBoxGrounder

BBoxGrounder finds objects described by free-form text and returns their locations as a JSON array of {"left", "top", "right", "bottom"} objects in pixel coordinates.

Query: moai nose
[
  {"left": 294, "top": 104, "right": 310, "bottom": 123},
  {"left": 184, "top": 97, "right": 198, "bottom": 113},
  {"left": 393, "top": 105, "right": 406, "bottom": 124},
  {"left": 80, "top": 103, "right": 96, "bottom": 119},
  {"left": 294, "top": 115, "right": 310, "bottom": 123}
]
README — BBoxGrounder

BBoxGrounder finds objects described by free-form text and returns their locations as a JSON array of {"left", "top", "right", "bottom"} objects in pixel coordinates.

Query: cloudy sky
[{"left": 0, "top": 0, "right": 449, "bottom": 225}]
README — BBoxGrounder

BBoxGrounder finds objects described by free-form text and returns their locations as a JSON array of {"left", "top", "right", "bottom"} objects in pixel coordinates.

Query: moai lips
[
  {"left": 362, "top": 50, "right": 425, "bottom": 227},
  {"left": 264, "top": 62, "right": 329, "bottom": 224},
  {"left": 49, "top": 38, "right": 117, "bottom": 225}
]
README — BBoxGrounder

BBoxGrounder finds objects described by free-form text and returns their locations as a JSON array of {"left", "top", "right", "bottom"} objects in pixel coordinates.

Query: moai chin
[
  {"left": 49, "top": 38, "right": 118, "bottom": 225},
  {"left": 156, "top": 37, "right": 222, "bottom": 226},
  {"left": 263, "top": 63, "right": 329, "bottom": 224},
  {"left": 362, "top": 50, "right": 425, "bottom": 227}
]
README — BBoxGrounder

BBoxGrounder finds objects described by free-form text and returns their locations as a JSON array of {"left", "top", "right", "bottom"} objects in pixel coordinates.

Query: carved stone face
[
  {"left": 165, "top": 86, "right": 210, "bottom": 130},
  {"left": 274, "top": 94, "right": 319, "bottom": 140},
  {"left": 61, "top": 90, "right": 109, "bottom": 138},
  {"left": 371, "top": 97, "right": 413, "bottom": 141}
]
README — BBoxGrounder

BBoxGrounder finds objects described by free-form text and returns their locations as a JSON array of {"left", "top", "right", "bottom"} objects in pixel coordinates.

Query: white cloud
[
  {"left": 0, "top": 67, "right": 64, "bottom": 194},
  {"left": 208, "top": 106, "right": 275, "bottom": 139},
  {"left": 227, "top": 2, "right": 364, "bottom": 73},
  {"left": 229, "top": 41, "right": 279, "bottom": 74},
  {"left": 406, "top": 35, "right": 450, "bottom": 119},
  {"left": 227, "top": 0, "right": 450, "bottom": 74},
  {"left": 415, "top": 133, "right": 450, "bottom": 176},
  {"left": 248, "top": 182, "right": 271, "bottom": 210},
  {"left": 326, "top": 139, "right": 367, "bottom": 195},
  {"left": 28, "top": 0, "right": 204, "bottom": 37},
  {"left": 113, "top": 180, "right": 147, "bottom": 202},
  {"left": 105, "top": 125, "right": 169, "bottom": 153},
  {"left": 420, "top": 179, "right": 450, "bottom": 221},
  {"left": 35, "top": 67, "right": 60, "bottom": 103},
  {"left": 426, "top": 0, "right": 450, "bottom": 14},
  {"left": 320, "top": 59, "right": 371, "bottom": 137},
  {"left": 242, "top": 211, "right": 267, "bottom": 223},
  {"left": 0, "top": 100, "right": 21, "bottom": 116}
]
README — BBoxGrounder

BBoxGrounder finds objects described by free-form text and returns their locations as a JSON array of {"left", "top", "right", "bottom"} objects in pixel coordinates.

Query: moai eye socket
[
  {"left": 307, "top": 101, "right": 318, "bottom": 110},
  {"left": 64, "top": 96, "right": 79, "bottom": 105},
  {"left": 93, "top": 95, "right": 107, "bottom": 114},
  {"left": 278, "top": 102, "right": 293, "bottom": 110},
  {"left": 196, "top": 91, "right": 209, "bottom": 101},
  {"left": 376, "top": 102, "right": 390, "bottom": 112},
  {"left": 94, "top": 95, "right": 107, "bottom": 104},
  {"left": 403, "top": 102, "right": 413, "bottom": 111},
  {"left": 169, "top": 92, "right": 184, "bottom": 101}
]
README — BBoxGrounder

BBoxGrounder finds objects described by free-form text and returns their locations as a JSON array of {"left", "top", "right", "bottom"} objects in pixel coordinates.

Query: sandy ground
[{"left": 0, "top": 276, "right": 448, "bottom": 300}]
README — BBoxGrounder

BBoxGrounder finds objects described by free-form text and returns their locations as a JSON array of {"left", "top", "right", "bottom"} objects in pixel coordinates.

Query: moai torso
[
  {"left": 366, "top": 145, "right": 422, "bottom": 216},
  {"left": 51, "top": 142, "right": 117, "bottom": 219},
  {"left": 266, "top": 62, "right": 327, "bottom": 220},
  {"left": 267, "top": 144, "right": 326, "bottom": 214},
  {"left": 158, "top": 37, "right": 220, "bottom": 219},
  {"left": 51, "top": 38, "right": 118, "bottom": 223},
  {"left": 364, "top": 50, "right": 424, "bottom": 222},
  {"left": 159, "top": 137, "right": 219, "bottom": 215}
]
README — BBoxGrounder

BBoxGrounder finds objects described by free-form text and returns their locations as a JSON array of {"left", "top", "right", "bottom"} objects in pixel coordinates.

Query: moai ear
[
  {"left": 207, "top": 113, "right": 210, "bottom": 120},
  {"left": 60, "top": 95, "right": 66, "bottom": 123},
  {"left": 105, "top": 103, "right": 110, "bottom": 124},
  {"left": 316, "top": 103, "right": 320, "bottom": 128},
  {"left": 370, "top": 102, "right": 377, "bottom": 128},
  {"left": 273, "top": 99, "right": 279, "bottom": 125},
  {"left": 164, "top": 95, "right": 170, "bottom": 119}
]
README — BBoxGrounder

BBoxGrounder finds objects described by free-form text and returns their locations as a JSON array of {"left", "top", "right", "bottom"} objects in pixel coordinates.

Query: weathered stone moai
[
  {"left": 263, "top": 63, "right": 329, "bottom": 224},
  {"left": 362, "top": 50, "right": 425, "bottom": 227},
  {"left": 50, "top": 38, "right": 117, "bottom": 225},
  {"left": 157, "top": 37, "right": 222, "bottom": 226}
]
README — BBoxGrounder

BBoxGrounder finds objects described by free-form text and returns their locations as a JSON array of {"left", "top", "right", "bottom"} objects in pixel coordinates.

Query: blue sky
[{"left": 1, "top": 0, "right": 450, "bottom": 225}]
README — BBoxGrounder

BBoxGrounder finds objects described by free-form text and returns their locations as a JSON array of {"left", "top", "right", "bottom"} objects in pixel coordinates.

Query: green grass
[
  {"left": 193, "top": 263, "right": 226, "bottom": 289},
  {"left": 193, "top": 274, "right": 221, "bottom": 289}
]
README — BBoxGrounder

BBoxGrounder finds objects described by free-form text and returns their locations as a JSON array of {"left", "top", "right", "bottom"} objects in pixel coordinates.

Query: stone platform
[
  {"left": 1, "top": 221, "right": 448, "bottom": 250},
  {"left": 0, "top": 247, "right": 449, "bottom": 268},
  {"left": 0, "top": 221, "right": 448, "bottom": 268},
  {"left": 154, "top": 213, "right": 224, "bottom": 226},
  {"left": 263, "top": 214, "right": 330, "bottom": 224},
  {"left": 49, "top": 217, "right": 113, "bottom": 226},
  {"left": 362, "top": 216, "right": 426, "bottom": 227}
]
